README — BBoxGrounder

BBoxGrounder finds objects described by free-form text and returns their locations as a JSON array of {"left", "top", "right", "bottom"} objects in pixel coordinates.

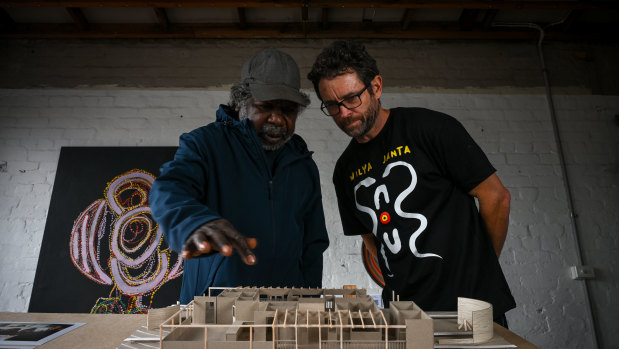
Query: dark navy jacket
[{"left": 150, "top": 105, "right": 330, "bottom": 304}]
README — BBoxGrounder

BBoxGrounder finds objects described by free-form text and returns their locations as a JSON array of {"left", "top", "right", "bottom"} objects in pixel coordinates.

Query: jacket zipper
[
  {"left": 247, "top": 127, "right": 277, "bottom": 284},
  {"left": 268, "top": 179, "right": 275, "bottom": 283}
]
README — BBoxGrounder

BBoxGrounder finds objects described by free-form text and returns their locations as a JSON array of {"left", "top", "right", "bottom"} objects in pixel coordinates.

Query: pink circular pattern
[{"left": 69, "top": 169, "right": 182, "bottom": 310}]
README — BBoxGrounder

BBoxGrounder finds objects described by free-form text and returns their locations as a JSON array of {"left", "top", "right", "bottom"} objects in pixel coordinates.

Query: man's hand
[{"left": 182, "top": 218, "right": 257, "bottom": 264}]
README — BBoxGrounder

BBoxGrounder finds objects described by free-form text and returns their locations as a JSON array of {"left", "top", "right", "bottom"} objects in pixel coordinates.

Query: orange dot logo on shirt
[{"left": 380, "top": 212, "right": 390, "bottom": 224}]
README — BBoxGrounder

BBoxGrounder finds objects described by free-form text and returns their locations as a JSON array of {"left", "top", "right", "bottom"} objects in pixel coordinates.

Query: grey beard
[
  {"left": 259, "top": 124, "right": 292, "bottom": 150},
  {"left": 239, "top": 106, "right": 291, "bottom": 150}
]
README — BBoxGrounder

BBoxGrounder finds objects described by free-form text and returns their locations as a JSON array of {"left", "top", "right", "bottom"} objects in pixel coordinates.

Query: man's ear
[{"left": 371, "top": 75, "right": 383, "bottom": 99}]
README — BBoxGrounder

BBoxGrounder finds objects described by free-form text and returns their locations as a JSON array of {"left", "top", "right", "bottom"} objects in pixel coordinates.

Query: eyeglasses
[{"left": 320, "top": 86, "right": 368, "bottom": 117}]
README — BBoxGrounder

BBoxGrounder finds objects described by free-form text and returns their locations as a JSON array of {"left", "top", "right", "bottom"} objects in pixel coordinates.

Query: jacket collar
[{"left": 215, "top": 104, "right": 247, "bottom": 127}]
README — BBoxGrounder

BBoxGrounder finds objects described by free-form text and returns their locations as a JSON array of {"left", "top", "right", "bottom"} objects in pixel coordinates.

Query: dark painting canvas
[{"left": 29, "top": 146, "right": 183, "bottom": 314}]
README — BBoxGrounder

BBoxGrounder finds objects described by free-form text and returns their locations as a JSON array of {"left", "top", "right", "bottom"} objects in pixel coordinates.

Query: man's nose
[
  {"left": 338, "top": 104, "right": 353, "bottom": 118},
  {"left": 267, "top": 108, "right": 285, "bottom": 124}
]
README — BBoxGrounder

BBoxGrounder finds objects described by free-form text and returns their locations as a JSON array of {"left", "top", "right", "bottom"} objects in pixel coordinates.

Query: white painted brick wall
[{"left": 1, "top": 89, "right": 618, "bottom": 349}]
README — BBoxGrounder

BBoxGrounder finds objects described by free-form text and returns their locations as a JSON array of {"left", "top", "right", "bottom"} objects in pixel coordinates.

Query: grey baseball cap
[{"left": 241, "top": 48, "right": 310, "bottom": 107}]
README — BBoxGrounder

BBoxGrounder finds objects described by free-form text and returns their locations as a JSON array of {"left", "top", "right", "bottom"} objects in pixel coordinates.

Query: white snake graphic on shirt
[{"left": 353, "top": 161, "right": 442, "bottom": 278}]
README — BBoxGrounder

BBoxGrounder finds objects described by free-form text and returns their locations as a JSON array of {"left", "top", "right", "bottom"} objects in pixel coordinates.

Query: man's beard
[
  {"left": 258, "top": 124, "right": 292, "bottom": 150},
  {"left": 239, "top": 104, "right": 292, "bottom": 150},
  {"left": 340, "top": 97, "right": 379, "bottom": 139}
]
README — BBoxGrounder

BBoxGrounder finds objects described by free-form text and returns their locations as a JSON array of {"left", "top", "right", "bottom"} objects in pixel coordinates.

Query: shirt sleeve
[{"left": 432, "top": 112, "right": 496, "bottom": 192}]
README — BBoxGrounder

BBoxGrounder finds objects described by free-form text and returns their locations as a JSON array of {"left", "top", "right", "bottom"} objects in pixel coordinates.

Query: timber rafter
[{"left": 1, "top": 0, "right": 617, "bottom": 40}]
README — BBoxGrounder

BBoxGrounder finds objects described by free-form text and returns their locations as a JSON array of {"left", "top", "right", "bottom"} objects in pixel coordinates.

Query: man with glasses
[
  {"left": 150, "top": 48, "right": 329, "bottom": 304},
  {"left": 308, "top": 41, "right": 515, "bottom": 326}
]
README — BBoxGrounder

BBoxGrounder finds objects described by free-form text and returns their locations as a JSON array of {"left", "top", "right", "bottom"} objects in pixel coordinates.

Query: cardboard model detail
[
  {"left": 438, "top": 297, "right": 493, "bottom": 345},
  {"left": 149, "top": 288, "right": 507, "bottom": 349},
  {"left": 158, "top": 287, "right": 433, "bottom": 349}
]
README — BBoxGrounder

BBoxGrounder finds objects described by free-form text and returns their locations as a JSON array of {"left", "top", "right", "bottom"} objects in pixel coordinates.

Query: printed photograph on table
[
  {"left": 28, "top": 147, "right": 182, "bottom": 314},
  {"left": 0, "top": 321, "right": 85, "bottom": 346}
]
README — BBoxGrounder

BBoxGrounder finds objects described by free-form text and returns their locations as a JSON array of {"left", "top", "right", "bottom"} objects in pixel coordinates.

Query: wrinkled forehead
[{"left": 318, "top": 73, "right": 365, "bottom": 100}]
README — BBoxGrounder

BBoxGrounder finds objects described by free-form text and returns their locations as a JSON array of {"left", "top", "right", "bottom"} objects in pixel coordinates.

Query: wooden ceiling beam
[
  {"left": 0, "top": 8, "right": 15, "bottom": 29},
  {"left": 65, "top": 7, "right": 88, "bottom": 30},
  {"left": 237, "top": 7, "right": 248, "bottom": 30},
  {"left": 401, "top": 9, "right": 414, "bottom": 30},
  {"left": 0, "top": 21, "right": 613, "bottom": 41},
  {"left": 482, "top": 9, "right": 498, "bottom": 30},
  {"left": 1, "top": 1, "right": 617, "bottom": 10},
  {"left": 310, "top": 1, "right": 619, "bottom": 10},
  {"left": 458, "top": 9, "right": 479, "bottom": 31},
  {"left": 153, "top": 7, "right": 169, "bottom": 31},
  {"left": 302, "top": 1, "right": 308, "bottom": 35},
  {"left": 0, "top": 0, "right": 304, "bottom": 7},
  {"left": 308, "top": 1, "right": 618, "bottom": 10},
  {"left": 321, "top": 8, "right": 329, "bottom": 30}
]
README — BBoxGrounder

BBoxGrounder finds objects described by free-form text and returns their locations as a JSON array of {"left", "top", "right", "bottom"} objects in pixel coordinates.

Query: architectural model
[{"left": 147, "top": 287, "right": 511, "bottom": 349}]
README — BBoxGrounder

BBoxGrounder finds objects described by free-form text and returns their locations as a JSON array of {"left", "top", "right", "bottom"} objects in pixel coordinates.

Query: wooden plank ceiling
[{"left": 0, "top": 1, "right": 617, "bottom": 40}]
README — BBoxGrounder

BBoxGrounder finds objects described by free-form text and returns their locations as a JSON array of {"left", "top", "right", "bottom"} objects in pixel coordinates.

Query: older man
[
  {"left": 150, "top": 48, "right": 329, "bottom": 304},
  {"left": 308, "top": 41, "right": 515, "bottom": 326}
]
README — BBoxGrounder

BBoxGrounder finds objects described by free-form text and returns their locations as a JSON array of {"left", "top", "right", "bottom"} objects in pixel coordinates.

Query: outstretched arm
[
  {"left": 150, "top": 132, "right": 256, "bottom": 264},
  {"left": 469, "top": 173, "right": 511, "bottom": 257}
]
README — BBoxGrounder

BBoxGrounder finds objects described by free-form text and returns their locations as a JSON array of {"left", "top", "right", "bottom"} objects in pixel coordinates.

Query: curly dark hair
[{"left": 307, "top": 40, "right": 380, "bottom": 101}]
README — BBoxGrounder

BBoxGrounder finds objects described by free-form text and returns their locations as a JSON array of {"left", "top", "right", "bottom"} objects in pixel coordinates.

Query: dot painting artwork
[
  {"left": 69, "top": 169, "right": 182, "bottom": 313},
  {"left": 29, "top": 147, "right": 183, "bottom": 314}
]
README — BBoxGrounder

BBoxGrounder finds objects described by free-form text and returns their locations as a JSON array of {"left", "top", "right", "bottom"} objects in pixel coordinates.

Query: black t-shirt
[{"left": 333, "top": 107, "right": 515, "bottom": 317}]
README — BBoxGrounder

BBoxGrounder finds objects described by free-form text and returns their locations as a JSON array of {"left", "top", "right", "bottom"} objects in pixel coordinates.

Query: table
[
  {"left": 0, "top": 312, "right": 146, "bottom": 349},
  {"left": 0, "top": 312, "right": 538, "bottom": 349},
  {"left": 495, "top": 324, "right": 540, "bottom": 349}
]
